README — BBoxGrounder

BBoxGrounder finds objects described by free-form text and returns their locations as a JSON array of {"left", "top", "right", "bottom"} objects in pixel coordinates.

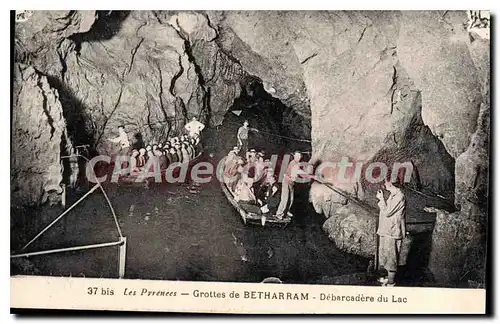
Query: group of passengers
[
  {"left": 108, "top": 117, "right": 206, "bottom": 173},
  {"left": 129, "top": 135, "right": 202, "bottom": 172},
  {"left": 223, "top": 147, "right": 302, "bottom": 219}
]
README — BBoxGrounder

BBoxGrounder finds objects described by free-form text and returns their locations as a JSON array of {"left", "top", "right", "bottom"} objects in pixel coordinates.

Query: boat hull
[{"left": 220, "top": 181, "right": 292, "bottom": 227}]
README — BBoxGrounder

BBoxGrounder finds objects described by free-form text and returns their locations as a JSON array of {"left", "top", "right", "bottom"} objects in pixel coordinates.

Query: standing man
[
  {"left": 275, "top": 151, "right": 303, "bottom": 219},
  {"left": 108, "top": 125, "right": 131, "bottom": 156},
  {"left": 237, "top": 120, "right": 258, "bottom": 155},
  {"left": 184, "top": 116, "right": 205, "bottom": 140},
  {"left": 376, "top": 179, "right": 407, "bottom": 287}
]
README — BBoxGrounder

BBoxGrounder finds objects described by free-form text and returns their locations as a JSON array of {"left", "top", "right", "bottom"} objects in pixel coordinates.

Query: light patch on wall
[
  {"left": 467, "top": 10, "right": 490, "bottom": 40},
  {"left": 15, "top": 10, "right": 33, "bottom": 22}
]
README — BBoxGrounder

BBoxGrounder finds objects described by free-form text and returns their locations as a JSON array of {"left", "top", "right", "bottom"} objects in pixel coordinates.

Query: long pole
[
  {"left": 21, "top": 183, "right": 100, "bottom": 251},
  {"left": 61, "top": 154, "right": 123, "bottom": 238},
  {"left": 310, "top": 176, "right": 380, "bottom": 272},
  {"left": 374, "top": 216, "right": 380, "bottom": 272},
  {"left": 312, "top": 176, "right": 377, "bottom": 213},
  {"left": 11, "top": 240, "right": 123, "bottom": 259},
  {"left": 118, "top": 237, "right": 127, "bottom": 279}
]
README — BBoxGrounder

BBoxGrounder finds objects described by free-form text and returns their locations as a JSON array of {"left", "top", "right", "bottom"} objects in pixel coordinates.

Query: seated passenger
[
  {"left": 252, "top": 152, "right": 266, "bottom": 182},
  {"left": 181, "top": 143, "right": 190, "bottom": 164},
  {"left": 193, "top": 134, "right": 201, "bottom": 147},
  {"left": 145, "top": 150, "right": 154, "bottom": 169},
  {"left": 154, "top": 148, "right": 167, "bottom": 169},
  {"left": 246, "top": 149, "right": 257, "bottom": 164},
  {"left": 235, "top": 174, "right": 256, "bottom": 204},
  {"left": 259, "top": 175, "right": 281, "bottom": 215},
  {"left": 153, "top": 146, "right": 162, "bottom": 156},
  {"left": 225, "top": 147, "right": 238, "bottom": 167},
  {"left": 163, "top": 143, "right": 170, "bottom": 155},
  {"left": 235, "top": 175, "right": 264, "bottom": 214},
  {"left": 192, "top": 137, "right": 201, "bottom": 155},
  {"left": 169, "top": 147, "right": 179, "bottom": 163},
  {"left": 256, "top": 168, "right": 275, "bottom": 201},
  {"left": 227, "top": 158, "right": 245, "bottom": 192},
  {"left": 174, "top": 143, "right": 182, "bottom": 163},
  {"left": 130, "top": 149, "right": 140, "bottom": 172},
  {"left": 163, "top": 148, "right": 172, "bottom": 167},
  {"left": 185, "top": 141, "right": 194, "bottom": 160},
  {"left": 223, "top": 148, "right": 239, "bottom": 181},
  {"left": 137, "top": 148, "right": 146, "bottom": 169}
]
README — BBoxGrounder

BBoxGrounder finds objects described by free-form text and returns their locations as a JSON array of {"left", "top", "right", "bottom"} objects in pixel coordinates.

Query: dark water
[{"left": 11, "top": 167, "right": 369, "bottom": 284}]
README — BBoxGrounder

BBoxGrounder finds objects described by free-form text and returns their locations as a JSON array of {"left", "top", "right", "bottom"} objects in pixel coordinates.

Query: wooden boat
[
  {"left": 220, "top": 180, "right": 292, "bottom": 227},
  {"left": 118, "top": 150, "right": 204, "bottom": 187}
]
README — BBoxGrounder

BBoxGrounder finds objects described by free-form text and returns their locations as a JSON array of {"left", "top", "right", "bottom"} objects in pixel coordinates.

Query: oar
[{"left": 307, "top": 175, "right": 380, "bottom": 273}]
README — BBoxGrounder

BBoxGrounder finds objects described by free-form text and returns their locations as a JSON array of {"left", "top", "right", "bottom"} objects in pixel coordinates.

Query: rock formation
[
  {"left": 12, "top": 64, "right": 69, "bottom": 207},
  {"left": 429, "top": 63, "right": 490, "bottom": 286},
  {"left": 322, "top": 204, "right": 377, "bottom": 259}
]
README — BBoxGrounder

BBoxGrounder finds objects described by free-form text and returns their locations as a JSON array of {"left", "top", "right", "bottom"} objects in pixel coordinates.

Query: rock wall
[
  {"left": 15, "top": 10, "right": 96, "bottom": 77},
  {"left": 428, "top": 63, "right": 490, "bottom": 286},
  {"left": 427, "top": 205, "right": 486, "bottom": 286},
  {"left": 63, "top": 11, "right": 210, "bottom": 153},
  {"left": 169, "top": 11, "right": 246, "bottom": 127},
  {"left": 203, "top": 11, "right": 480, "bottom": 193},
  {"left": 205, "top": 11, "right": 312, "bottom": 140},
  {"left": 12, "top": 64, "right": 69, "bottom": 206},
  {"left": 397, "top": 11, "right": 483, "bottom": 159},
  {"left": 16, "top": 11, "right": 209, "bottom": 155}
]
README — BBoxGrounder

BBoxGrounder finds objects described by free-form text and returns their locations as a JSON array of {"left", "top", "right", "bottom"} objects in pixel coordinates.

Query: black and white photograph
[{"left": 10, "top": 9, "right": 490, "bottom": 313}]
